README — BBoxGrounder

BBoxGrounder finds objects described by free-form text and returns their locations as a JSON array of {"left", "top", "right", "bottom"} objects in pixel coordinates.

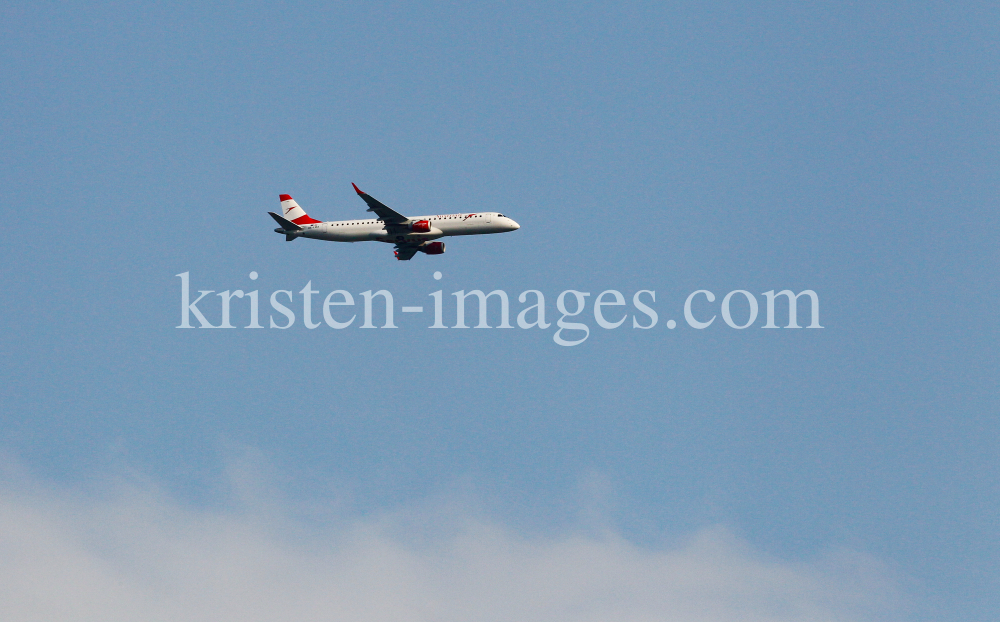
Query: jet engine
[
  {"left": 420, "top": 241, "right": 445, "bottom": 255},
  {"left": 410, "top": 219, "right": 431, "bottom": 233}
]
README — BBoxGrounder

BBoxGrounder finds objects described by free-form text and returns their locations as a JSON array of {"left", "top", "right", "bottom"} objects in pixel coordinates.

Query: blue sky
[{"left": 1, "top": 2, "right": 997, "bottom": 620}]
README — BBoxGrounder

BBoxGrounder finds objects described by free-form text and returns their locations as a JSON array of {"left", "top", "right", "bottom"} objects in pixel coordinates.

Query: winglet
[{"left": 352, "top": 183, "right": 363, "bottom": 195}]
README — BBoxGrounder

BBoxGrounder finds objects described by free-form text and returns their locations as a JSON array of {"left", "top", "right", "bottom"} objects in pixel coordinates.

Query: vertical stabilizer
[{"left": 279, "top": 194, "right": 322, "bottom": 225}]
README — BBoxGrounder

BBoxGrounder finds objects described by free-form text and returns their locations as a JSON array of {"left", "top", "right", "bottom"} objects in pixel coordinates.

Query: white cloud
[{"left": 0, "top": 471, "right": 902, "bottom": 622}]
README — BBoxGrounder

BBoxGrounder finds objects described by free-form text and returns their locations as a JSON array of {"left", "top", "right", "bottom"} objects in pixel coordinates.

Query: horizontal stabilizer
[
  {"left": 268, "top": 211, "right": 302, "bottom": 231},
  {"left": 285, "top": 233, "right": 297, "bottom": 242}
]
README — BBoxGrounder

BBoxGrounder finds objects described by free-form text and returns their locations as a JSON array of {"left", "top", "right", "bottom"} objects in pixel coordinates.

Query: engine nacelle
[
  {"left": 410, "top": 219, "right": 431, "bottom": 233},
  {"left": 421, "top": 241, "right": 445, "bottom": 255}
]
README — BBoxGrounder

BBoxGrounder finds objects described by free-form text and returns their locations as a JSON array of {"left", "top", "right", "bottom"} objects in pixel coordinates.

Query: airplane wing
[
  {"left": 352, "top": 183, "right": 407, "bottom": 224},
  {"left": 393, "top": 244, "right": 420, "bottom": 261}
]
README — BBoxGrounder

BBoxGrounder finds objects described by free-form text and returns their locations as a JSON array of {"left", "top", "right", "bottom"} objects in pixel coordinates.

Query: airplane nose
[{"left": 510, "top": 220, "right": 520, "bottom": 230}]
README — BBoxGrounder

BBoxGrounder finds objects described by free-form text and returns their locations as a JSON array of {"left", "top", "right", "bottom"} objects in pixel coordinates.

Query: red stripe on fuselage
[{"left": 292, "top": 214, "right": 322, "bottom": 224}]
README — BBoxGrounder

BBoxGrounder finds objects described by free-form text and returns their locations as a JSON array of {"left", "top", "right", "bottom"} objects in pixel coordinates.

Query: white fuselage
[{"left": 295, "top": 212, "right": 520, "bottom": 244}]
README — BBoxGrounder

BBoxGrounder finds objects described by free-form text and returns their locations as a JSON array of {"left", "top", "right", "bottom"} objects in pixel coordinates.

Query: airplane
[{"left": 268, "top": 184, "right": 520, "bottom": 260}]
